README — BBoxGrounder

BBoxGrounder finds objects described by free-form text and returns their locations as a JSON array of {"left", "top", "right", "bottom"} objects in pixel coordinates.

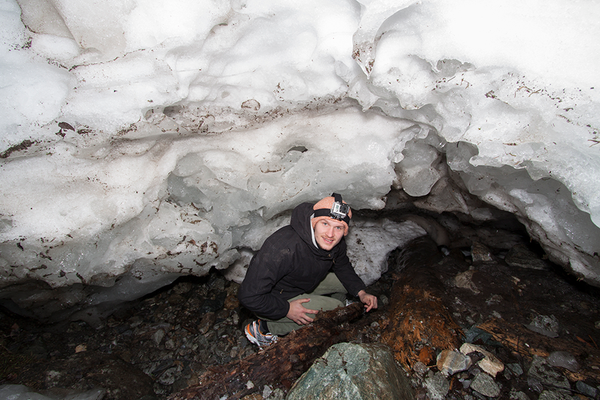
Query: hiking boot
[{"left": 245, "top": 320, "right": 277, "bottom": 347}]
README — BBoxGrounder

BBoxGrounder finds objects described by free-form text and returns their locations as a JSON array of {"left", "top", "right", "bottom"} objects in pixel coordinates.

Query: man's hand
[
  {"left": 357, "top": 290, "right": 378, "bottom": 312},
  {"left": 287, "top": 298, "right": 319, "bottom": 325}
]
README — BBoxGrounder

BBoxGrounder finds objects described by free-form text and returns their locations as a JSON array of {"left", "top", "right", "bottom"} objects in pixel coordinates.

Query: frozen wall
[{"left": 1, "top": 0, "right": 599, "bottom": 319}]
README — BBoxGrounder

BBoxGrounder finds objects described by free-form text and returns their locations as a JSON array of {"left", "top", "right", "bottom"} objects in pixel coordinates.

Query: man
[{"left": 238, "top": 193, "right": 378, "bottom": 347}]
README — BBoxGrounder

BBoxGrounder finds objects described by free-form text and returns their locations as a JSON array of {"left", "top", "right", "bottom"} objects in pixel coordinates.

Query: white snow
[{"left": 1, "top": 0, "right": 599, "bottom": 317}]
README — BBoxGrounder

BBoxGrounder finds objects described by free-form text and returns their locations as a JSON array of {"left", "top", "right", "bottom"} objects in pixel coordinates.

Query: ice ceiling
[{"left": 1, "top": 0, "right": 599, "bottom": 320}]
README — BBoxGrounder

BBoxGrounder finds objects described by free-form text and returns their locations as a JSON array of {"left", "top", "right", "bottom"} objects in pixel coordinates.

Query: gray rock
[
  {"left": 526, "top": 314, "right": 559, "bottom": 338},
  {"left": 505, "top": 244, "right": 548, "bottom": 270},
  {"left": 198, "top": 312, "right": 216, "bottom": 334},
  {"left": 506, "top": 363, "right": 524, "bottom": 376},
  {"left": 424, "top": 371, "right": 449, "bottom": 400},
  {"left": 538, "top": 389, "right": 578, "bottom": 399},
  {"left": 286, "top": 342, "right": 414, "bottom": 400},
  {"left": 508, "top": 389, "right": 529, "bottom": 400},
  {"left": 470, "top": 372, "right": 501, "bottom": 397},
  {"left": 152, "top": 329, "right": 165, "bottom": 346},
  {"left": 575, "top": 381, "right": 598, "bottom": 398},
  {"left": 528, "top": 355, "right": 570, "bottom": 390},
  {"left": 546, "top": 351, "right": 579, "bottom": 372}
]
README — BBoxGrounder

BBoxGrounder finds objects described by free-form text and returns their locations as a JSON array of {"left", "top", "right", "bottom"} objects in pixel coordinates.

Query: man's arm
[{"left": 238, "top": 241, "right": 293, "bottom": 320}]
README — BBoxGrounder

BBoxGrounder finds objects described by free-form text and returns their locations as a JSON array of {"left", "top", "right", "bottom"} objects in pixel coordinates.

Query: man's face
[{"left": 314, "top": 218, "right": 346, "bottom": 251}]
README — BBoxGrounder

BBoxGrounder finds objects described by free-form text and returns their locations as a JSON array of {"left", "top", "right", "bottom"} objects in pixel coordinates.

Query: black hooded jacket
[{"left": 238, "top": 202, "right": 367, "bottom": 320}]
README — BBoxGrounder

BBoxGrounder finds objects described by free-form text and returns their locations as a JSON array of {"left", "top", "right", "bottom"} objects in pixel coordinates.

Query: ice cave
[{"left": 0, "top": 0, "right": 599, "bottom": 398}]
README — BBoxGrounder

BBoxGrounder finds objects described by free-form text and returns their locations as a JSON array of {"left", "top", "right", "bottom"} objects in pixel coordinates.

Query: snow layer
[{"left": 1, "top": 0, "right": 599, "bottom": 317}]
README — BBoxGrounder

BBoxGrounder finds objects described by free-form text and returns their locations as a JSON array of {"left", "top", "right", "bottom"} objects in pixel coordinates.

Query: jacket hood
[{"left": 291, "top": 202, "right": 345, "bottom": 257}]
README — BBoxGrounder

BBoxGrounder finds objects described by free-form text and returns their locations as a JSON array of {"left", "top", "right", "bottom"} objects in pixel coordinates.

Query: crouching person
[{"left": 238, "top": 193, "right": 378, "bottom": 347}]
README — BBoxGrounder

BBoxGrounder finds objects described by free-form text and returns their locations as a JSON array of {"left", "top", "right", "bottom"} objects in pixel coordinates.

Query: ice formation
[{"left": 0, "top": 0, "right": 599, "bottom": 320}]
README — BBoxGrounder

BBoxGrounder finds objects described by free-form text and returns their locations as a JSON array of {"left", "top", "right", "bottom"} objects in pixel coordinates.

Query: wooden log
[
  {"left": 478, "top": 318, "right": 600, "bottom": 382},
  {"left": 381, "top": 236, "right": 464, "bottom": 370},
  {"left": 168, "top": 302, "right": 364, "bottom": 400}
]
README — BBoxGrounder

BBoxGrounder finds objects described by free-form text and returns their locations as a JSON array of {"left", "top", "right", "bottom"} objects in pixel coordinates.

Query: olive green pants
[{"left": 265, "top": 273, "right": 347, "bottom": 336}]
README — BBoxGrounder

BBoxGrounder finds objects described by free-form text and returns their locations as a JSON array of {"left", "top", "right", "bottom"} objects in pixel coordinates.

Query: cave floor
[{"left": 1, "top": 224, "right": 600, "bottom": 400}]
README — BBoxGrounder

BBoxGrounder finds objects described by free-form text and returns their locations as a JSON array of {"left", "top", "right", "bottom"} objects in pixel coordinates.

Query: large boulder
[{"left": 286, "top": 342, "right": 415, "bottom": 400}]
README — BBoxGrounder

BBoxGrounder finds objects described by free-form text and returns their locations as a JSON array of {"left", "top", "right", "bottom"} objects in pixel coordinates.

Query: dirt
[{"left": 1, "top": 219, "right": 599, "bottom": 399}]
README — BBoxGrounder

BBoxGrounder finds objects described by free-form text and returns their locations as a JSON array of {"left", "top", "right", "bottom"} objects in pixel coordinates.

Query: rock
[
  {"left": 454, "top": 270, "right": 480, "bottom": 294},
  {"left": 528, "top": 355, "right": 570, "bottom": 391},
  {"left": 538, "top": 389, "right": 578, "bottom": 399},
  {"left": 460, "top": 343, "right": 504, "bottom": 377},
  {"left": 424, "top": 371, "right": 449, "bottom": 400},
  {"left": 412, "top": 361, "right": 428, "bottom": 376},
  {"left": 507, "top": 363, "right": 524, "bottom": 376},
  {"left": 505, "top": 244, "right": 548, "bottom": 270},
  {"left": 463, "top": 326, "right": 493, "bottom": 344},
  {"left": 546, "top": 351, "right": 580, "bottom": 372},
  {"left": 508, "top": 389, "right": 529, "bottom": 400},
  {"left": 172, "top": 281, "right": 193, "bottom": 295},
  {"left": 470, "top": 372, "right": 501, "bottom": 397},
  {"left": 575, "top": 380, "right": 598, "bottom": 398},
  {"left": 153, "top": 329, "right": 165, "bottom": 346},
  {"left": 198, "top": 312, "right": 216, "bottom": 334},
  {"left": 262, "top": 385, "right": 284, "bottom": 400},
  {"left": 286, "top": 342, "right": 415, "bottom": 400},
  {"left": 471, "top": 241, "right": 493, "bottom": 262},
  {"left": 436, "top": 349, "right": 472, "bottom": 377},
  {"left": 526, "top": 314, "right": 559, "bottom": 338}
]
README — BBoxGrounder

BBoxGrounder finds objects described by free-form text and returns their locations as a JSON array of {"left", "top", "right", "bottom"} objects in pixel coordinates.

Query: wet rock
[
  {"left": 436, "top": 349, "right": 472, "bottom": 377},
  {"left": 470, "top": 372, "right": 501, "bottom": 397},
  {"left": 286, "top": 342, "right": 414, "bottom": 400},
  {"left": 505, "top": 244, "right": 548, "bottom": 270}
]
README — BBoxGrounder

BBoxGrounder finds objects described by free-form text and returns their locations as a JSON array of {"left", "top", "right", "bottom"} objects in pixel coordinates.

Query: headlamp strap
[{"left": 314, "top": 193, "right": 350, "bottom": 224}]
